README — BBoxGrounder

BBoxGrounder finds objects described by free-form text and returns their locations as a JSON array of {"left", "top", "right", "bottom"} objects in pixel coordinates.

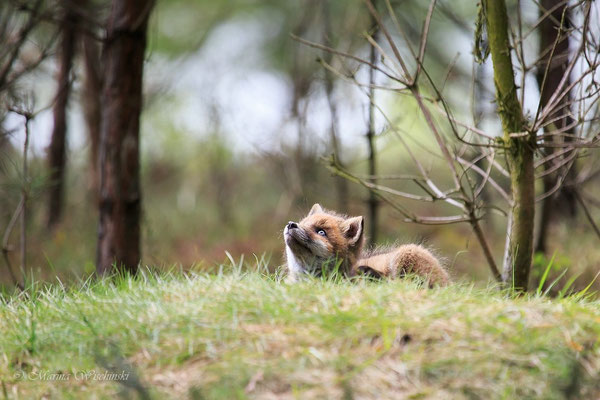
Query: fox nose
[{"left": 287, "top": 221, "right": 298, "bottom": 230}]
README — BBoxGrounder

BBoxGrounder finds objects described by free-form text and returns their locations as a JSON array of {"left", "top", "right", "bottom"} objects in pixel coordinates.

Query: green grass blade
[
  {"left": 557, "top": 272, "right": 581, "bottom": 299},
  {"left": 542, "top": 267, "right": 568, "bottom": 297},
  {"left": 536, "top": 251, "right": 556, "bottom": 296},
  {"left": 574, "top": 270, "right": 600, "bottom": 300}
]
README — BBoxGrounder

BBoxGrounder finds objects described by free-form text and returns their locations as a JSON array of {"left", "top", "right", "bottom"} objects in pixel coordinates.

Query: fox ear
[
  {"left": 308, "top": 203, "right": 324, "bottom": 216},
  {"left": 344, "top": 216, "right": 364, "bottom": 246}
]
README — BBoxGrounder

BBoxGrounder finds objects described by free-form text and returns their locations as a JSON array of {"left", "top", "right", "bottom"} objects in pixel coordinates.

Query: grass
[{"left": 1, "top": 261, "right": 600, "bottom": 399}]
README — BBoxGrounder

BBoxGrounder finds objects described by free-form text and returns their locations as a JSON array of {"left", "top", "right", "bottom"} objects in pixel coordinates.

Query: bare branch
[
  {"left": 363, "top": 0, "right": 412, "bottom": 82},
  {"left": 470, "top": 215, "right": 502, "bottom": 282},
  {"left": 456, "top": 156, "right": 511, "bottom": 204},
  {"left": 290, "top": 34, "right": 408, "bottom": 86},
  {"left": 574, "top": 190, "right": 600, "bottom": 241},
  {"left": 414, "top": 0, "right": 437, "bottom": 83},
  {"left": 1, "top": 198, "right": 24, "bottom": 291}
]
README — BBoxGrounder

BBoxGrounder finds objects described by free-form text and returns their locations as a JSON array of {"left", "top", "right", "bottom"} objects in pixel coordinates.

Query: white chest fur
[{"left": 285, "top": 245, "right": 305, "bottom": 281}]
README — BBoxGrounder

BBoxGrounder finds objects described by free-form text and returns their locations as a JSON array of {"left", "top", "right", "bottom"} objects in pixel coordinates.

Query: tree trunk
[
  {"left": 485, "top": 0, "right": 534, "bottom": 290},
  {"left": 47, "top": 2, "right": 76, "bottom": 230},
  {"left": 96, "top": 0, "right": 153, "bottom": 275},
  {"left": 322, "top": 1, "right": 348, "bottom": 213},
  {"left": 534, "top": 0, "right": 575, "bottom": 254},
  {"left": 82, "top": 34, "right": 102, "bottom": 198},
  {"left": 366, "top": 6, "right": 379, "bottom": 245},
  {"left": 289, "top": 3, "right": 315, "bottom": 205}
]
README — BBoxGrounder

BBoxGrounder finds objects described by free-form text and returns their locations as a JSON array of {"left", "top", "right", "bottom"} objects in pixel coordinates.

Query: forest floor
[{"left": 1, "top": 263, "right": 600, "bottom": 399}]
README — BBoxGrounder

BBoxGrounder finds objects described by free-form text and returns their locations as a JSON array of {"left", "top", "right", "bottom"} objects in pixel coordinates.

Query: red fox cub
[{"left": 284, "top": 204, "right": 449, "bottom": 286}]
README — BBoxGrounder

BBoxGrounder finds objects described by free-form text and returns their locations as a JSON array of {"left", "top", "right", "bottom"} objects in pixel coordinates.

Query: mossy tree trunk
[
  {"left": 484, "top": 0, "right": 535, "bottom": 290},
  {"left": 366, "top": 5, "right": 379, "bottom": 246}
]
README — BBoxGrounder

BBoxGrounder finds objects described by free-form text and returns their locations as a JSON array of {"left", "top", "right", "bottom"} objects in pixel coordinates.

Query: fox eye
[{"left": 317, "top": 229, "right": 327, "bottom": 237}]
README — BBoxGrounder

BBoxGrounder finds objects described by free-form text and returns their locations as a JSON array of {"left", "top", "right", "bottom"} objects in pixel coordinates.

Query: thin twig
[
  {"left": 574, "top": 190, "right": 600, "bottom": 241},
  {"left": 4, "top": 108, "right": 33, "bottom": 290},
  {"left": 470, "top": 215, "right": 502, "bottom": 282},
  {"left": 456, "top": 156, "right": 511, "bottom": 204},
  {"left": 21, "top": 114, "right": 30, "bottom": 278},
  {"left": 1, "top": 199, "right": 25, "bottom": 291},
  {"left": 290, "top": 34, "right": 407, "bottom": 85},
  {"left": 414, "top": 0, "right": 437, "bottom": 83}
]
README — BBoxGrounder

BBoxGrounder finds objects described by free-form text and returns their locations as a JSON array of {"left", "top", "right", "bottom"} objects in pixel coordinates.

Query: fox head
[{"left": 284, "top": 203, "right": 364, "bottom": 280}]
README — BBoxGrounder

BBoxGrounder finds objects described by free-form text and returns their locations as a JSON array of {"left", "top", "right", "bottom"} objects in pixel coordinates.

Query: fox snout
[
  {"left": 284, "top": 222, "right": 307, "bottom": 246},
  {"left": 286, "top": 221, "right": 298, "bottom": 230},
  {"left": 284, "top": 221, "right": 300, "bottom": 240}
]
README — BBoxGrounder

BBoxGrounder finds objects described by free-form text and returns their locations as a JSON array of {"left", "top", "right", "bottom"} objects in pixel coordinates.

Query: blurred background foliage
[{"left": 0, "top": 0, "right": 599, "bottom": 293}]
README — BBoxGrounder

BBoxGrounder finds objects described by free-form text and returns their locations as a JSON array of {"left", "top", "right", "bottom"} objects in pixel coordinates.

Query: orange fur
[{"left": 353, "top": 244, "right": 449, "bottom": 286}]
